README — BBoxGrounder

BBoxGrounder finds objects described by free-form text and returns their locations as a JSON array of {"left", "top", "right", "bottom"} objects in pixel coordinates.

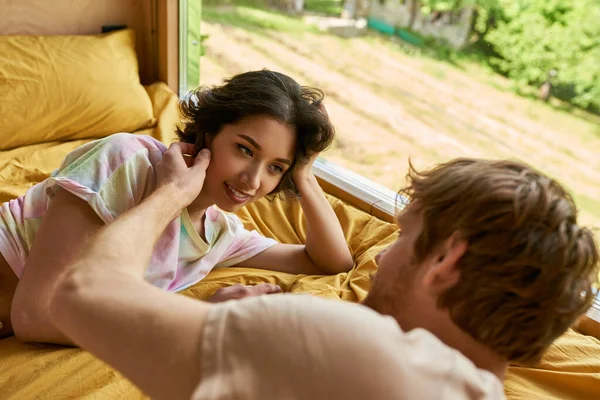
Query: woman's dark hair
[{"left": 176, "top": 69, "right": 335, "bottom": 198}]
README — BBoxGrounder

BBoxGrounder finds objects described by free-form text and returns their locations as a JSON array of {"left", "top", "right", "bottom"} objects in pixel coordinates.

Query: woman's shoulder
[
  {"left": 58, "top": 133, "right": 168, "bottom": 172},
  {"left": 51, "top": 134, "right": 170, "bottom": 193},
  {"left": 95, "top": 133, "right": 168, "bottom": 154}
]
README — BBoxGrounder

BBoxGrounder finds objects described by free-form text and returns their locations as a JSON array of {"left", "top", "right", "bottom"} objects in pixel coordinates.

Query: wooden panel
[
  {"left": 0, "top": 0, "right": 157, "bottom": 84},
  {"left": 157, "top": 0, "right": 179, "bottom": 94},
  {"left": 370, "top": 202, "right": 396, "bottom": 224}
]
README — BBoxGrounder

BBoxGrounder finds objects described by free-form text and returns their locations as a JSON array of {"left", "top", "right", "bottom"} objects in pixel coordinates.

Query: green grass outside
[
  {"left": 185, "top": 0, "right": 203, "bottom": 92},
  {"left": 186, "top": 1, "right": 600, "bottom": 230},
  {"left": 304, "top": 0, "right": 344, "bottom": 15},
  {"left": 202, "top": 5, "right": 318, "bottom": 33}
]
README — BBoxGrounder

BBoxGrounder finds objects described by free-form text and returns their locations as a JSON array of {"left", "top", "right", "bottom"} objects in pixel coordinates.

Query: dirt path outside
[{"left": 198, "top": 17, "right": 600, "bottom": 228}]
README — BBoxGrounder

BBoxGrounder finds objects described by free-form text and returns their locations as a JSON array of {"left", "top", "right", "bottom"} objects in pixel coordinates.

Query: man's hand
[
  {"left": 155, "top": 143, "right": 211, "bottom": 208},
  {"left": 208, "top": 284, "right": 282, "bottom": 303}
]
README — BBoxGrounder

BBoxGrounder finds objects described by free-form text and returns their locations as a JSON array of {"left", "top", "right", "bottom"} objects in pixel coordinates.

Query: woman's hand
[
  {"left": 292, "top": 151, "right": 320, "bottom": 185},
  {"left": 155, "top": 143, "right": 211, "bottom": 209},
  {"left": 208, "top": 284, "right": 282, "bottom": 303},
  {"left": 292, "top": 102, "right": 330, "bottom": 185}
]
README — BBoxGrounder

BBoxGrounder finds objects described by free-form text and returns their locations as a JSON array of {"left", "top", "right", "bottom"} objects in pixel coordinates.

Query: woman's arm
[
  {"left": 11, "top": 189, "right": 105, "bottom": 344},
  {"left": 11, "top": 134, "right": 176, "bottom": 344},
  {"left": 238, "top": 102, "right": 353, "bottom": 276},
  {"left": 294, "top": 102, "right": 353, "bottom": 274},
  {"left": 237, "top": 166, "right": 353, "bottom": 275},
  {"left": 295, "top": 170, "right": 354, "bottom": 273}
]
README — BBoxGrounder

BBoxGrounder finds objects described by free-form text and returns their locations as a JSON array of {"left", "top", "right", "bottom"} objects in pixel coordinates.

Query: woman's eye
[
  {"left": 270, "top": 165, "right": 284, "bottom": 174},
  {"left": 238, "top": 144, "right": 253, "bottom": 157}
]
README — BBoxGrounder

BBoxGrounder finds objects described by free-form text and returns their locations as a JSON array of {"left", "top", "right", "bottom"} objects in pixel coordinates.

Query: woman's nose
[{"left": 241, "top": 167, "right": 261, "bottom": 191}]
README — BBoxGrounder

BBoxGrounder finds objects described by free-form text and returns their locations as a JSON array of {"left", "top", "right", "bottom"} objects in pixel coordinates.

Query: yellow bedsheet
[
  {"left": 0, "top": 82, "right": 598, "bottom": 398},
  {"left": 0, "top": 193, "right": 598, "bottom": 399},
  {"left": 0, "top": 194, "right": 399, "bottom": 399}
]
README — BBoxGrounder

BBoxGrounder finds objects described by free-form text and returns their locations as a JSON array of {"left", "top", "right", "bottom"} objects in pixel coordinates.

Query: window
[
  {"left": 179, "top": 0, "right": 202, "bottom": 94},
  {"left": 179, "top": 0, "right": 600, "bottom": 229}
]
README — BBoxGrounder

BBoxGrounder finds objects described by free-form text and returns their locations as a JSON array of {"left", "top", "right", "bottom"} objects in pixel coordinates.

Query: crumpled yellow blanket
[
  {"left": 0, "top": 193, "right": 398, "bottom": 399},
  {"left": 0, "top": 193, "right": 598, "bottom": 399},
  {"left": 0, "top": 82, "right": 598, "bottom": 399}
]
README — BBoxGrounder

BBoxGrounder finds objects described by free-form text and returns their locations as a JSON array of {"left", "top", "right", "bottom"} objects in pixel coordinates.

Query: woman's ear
[
  {"left": 422, "top": 232, "right": 467, "bottom": 294},
  {"left": 205, "top": 135, "right": 214, "bottom": 149},
  {"left": 195, "top": 134, "right": 212, "bottom": 155}
]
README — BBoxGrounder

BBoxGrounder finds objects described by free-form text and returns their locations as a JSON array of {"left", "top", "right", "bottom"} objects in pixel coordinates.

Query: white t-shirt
[{"left": 195, "top": 294, "right": 506, "bottom": 399}]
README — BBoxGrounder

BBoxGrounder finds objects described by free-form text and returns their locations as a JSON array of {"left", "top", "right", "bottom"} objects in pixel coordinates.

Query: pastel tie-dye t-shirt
[{"left": 0, "top": 133, "right": 277, "bottom": 292}]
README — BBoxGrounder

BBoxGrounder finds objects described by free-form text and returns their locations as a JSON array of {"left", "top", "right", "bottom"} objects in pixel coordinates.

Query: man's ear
[{"left": 422, "top": 232, "right": 467, "bottom": 294}]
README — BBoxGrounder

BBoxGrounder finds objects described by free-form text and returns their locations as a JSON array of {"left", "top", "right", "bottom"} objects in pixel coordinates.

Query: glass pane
[
  {"left": 181, "top": 0, "right": 600, "bottom": 231},
  {"left": 180, "top": 0, "right": 203, "bottom": 94}
]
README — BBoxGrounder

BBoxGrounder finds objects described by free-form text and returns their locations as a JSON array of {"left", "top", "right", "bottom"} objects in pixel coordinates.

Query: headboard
[{"left": 0, "top": 0, "right": 179, "bottom": 92}]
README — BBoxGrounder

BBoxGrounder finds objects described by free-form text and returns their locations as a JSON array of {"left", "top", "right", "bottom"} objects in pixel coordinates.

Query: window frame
[
  {"left": 178, "top": 0, "right": 189, "bottom": 96},
  {"left": 176, "top": 0, "right": 600, "bottom": 322}
]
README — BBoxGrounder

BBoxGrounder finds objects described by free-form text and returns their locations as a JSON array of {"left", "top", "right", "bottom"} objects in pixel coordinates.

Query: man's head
[{"left": 365, "top": 158, "right": 599, "bottom": 365}]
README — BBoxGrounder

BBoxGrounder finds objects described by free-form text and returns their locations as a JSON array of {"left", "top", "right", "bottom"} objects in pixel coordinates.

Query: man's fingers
[
  {"left": 163, "top": 142, "right": 185, "bottom": 162},
  {"left": 165, "top": 143, "right": 209, "bottom": 170},
  {"left": 164, "top": 142, "right": 195, "bottom": 167},
  {"left": 165, "top": 142, "right": 194, "bottom": 155},
  {"left": 192, "top": 148, "right": 211, "bottom": 170},
  {"left": 168, "top": 142, "right": 196, "bottom": 156},
  {"left": 178, "top": 142, "right": 197, "bottom": 154}
]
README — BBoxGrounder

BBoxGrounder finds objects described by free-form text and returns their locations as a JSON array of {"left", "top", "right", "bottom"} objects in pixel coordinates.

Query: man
[{"left": 46, "top": 143, "right": 599, "bottom": 399}]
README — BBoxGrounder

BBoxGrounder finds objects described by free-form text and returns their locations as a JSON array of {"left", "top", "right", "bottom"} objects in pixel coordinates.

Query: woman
[{"left": 0, "top": 70, "right": 353, "bottom": 344}]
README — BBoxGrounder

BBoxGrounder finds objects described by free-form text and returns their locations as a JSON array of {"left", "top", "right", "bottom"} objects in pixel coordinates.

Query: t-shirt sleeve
[
  {"left": 194, "top": 295, "right": 506, "bottom": 400},
  {"left": 194, "top": 295, "right": 409, "bottom": 400},
  {"left": 44, "top": 133, "right": 166, "bottom": 224},
  {"left": 213, "top": 214, "right": 278, "bottom": 268}
]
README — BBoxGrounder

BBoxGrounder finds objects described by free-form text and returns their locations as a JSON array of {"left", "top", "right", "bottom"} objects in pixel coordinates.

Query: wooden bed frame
[{"left": 0, "top": 0, "right": 180, "bottom": 93}]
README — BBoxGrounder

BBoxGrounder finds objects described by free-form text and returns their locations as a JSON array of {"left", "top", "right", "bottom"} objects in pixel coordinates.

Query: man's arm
[{"left": 48, "top": 145, "right": 213, "bottom": 400}]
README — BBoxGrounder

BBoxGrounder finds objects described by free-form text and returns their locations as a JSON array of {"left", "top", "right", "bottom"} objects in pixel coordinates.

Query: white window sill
[
  {"left": 589, "top": 291, "right": 600, "bottom": 323},
  {"left": 313, "top": 157, "right": 404, "bottom": 222},
  {"left": 313, "top": 158, "right": 600, "bottom": 322}
]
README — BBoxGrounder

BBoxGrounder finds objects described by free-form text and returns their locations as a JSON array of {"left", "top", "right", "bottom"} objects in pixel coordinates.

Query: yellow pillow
[{"left": 0, "top": 29, "right": 155, "bottom": 150}]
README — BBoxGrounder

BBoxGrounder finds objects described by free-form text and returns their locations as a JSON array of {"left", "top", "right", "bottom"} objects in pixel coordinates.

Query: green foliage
[
  {"left": 485, "top": 0, "right": 600, "bottom": 109},
  {"left": 186, "top": 0, "right": 203, "bottom": 92},
  {"left": 417, "top": 0, "right": 599, "bottom": 110},
  {"left": 203, "top": 5, "right": 317, "bottom": 33},
  {"left": 304, "top": 0, "right": 344, "bottom": 15},
  {"left": 199, "top": 0, "right": 599, "bottom": 110}
]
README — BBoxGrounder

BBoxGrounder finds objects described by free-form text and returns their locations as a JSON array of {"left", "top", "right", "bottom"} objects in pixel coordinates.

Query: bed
[{"left": 0, "top": 1, "right": 599, "bottom": 399}]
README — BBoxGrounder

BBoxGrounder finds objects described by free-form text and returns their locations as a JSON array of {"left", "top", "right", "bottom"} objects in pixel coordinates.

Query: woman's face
[{"left": 201, "top": 115, "right": 296, "bottom": 212}]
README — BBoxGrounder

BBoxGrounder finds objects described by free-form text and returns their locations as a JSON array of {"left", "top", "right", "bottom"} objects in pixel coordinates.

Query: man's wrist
[{"left": 147, "top": 183, "right": 188, "bottom": 221}]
